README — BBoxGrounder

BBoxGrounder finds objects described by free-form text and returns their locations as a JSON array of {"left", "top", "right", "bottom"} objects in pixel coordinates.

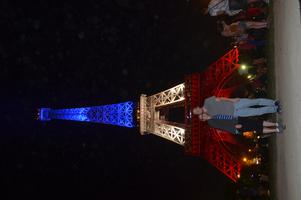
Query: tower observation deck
[{"left": 38, "top": 48, "right": 244, "bottom": 182}]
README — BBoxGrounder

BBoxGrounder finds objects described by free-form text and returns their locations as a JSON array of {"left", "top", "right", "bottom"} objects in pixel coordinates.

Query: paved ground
[{"left": 274, "top": 0, "right": 301, "bottom": 199}]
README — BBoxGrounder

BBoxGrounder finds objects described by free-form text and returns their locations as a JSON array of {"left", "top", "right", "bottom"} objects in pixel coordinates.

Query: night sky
[{"left": 1, "top": 0, "right": 234, "bottom": 199}]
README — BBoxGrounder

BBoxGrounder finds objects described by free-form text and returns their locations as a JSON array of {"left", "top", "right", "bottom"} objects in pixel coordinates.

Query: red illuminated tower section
[{"left": 139, "top": 48, "right": 243, "bottom": 182}]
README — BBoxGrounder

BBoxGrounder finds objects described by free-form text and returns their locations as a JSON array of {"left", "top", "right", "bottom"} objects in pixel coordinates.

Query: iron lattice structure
[
  {"left": 39, "top": 101, "right": 135, "bottom": 128},
  {"left": 184, "top": 48, "right": 242, "bottom": 182},
  {"left": 39, "top": 49, "right": 243, "bottom": 182},
  {"left": 139, "top": 84, "right": 186, "bottom": 145},
  {"left": 140, "top": 48, "right": 243, "bottom": 182}
]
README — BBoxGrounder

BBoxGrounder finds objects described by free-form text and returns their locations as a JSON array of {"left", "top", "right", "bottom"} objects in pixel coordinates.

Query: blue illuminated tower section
[{"left": 38, "top": 101, "right": 135, "bottom": 128}]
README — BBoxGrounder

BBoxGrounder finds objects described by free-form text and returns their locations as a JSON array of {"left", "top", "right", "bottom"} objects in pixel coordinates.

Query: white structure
[{"left": 139, "top": 83, "right": 186, "bottom": 145}]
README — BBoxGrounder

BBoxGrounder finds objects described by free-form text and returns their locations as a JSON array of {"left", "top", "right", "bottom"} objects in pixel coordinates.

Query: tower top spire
[{"left": 37, "top": 108, "right": 51, "bottom": 121}]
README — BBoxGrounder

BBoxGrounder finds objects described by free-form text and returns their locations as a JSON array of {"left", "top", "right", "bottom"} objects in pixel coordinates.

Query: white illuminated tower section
[{"left": 139, "top": 84, "right": 186, "bottom": 145}]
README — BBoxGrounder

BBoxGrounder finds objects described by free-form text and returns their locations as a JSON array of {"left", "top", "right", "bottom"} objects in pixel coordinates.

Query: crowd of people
[
  {"left": 207, "top": 0, "right": 272, "bottom": 97},
  {"left": 199, "top": 0, "right": 278, "bottom": 199},
  {"left": 199, "top": 0, "right": 282, "bottom": 138}
]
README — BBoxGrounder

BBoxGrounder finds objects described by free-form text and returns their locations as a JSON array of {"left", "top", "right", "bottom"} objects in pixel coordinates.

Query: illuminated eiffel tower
[{"left": 38, "top": 48, "right": 244, "bottom": 182}]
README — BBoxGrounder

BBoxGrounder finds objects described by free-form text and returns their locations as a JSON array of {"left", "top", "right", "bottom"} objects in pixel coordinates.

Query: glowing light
[
  {"left": 39, "top": 108, "right": 51, "bottom": 121},
  {"left": 240, "top": 65, "right": 247, "bottom": 70},
  {"left": 247, "top": 75, "right": 252, "bottom": 79},
  {"left": 248, "top": 149, "right": 252, "bottom": 152},
  {"left": 50, "top": 107, "right": 90, "bottom": 121},
  {"left": 254, "top": 157, "right": 261, "bottom": 165},
  {"left": 237, "top": 174, "right": 241, "bottom": 178},
  {"left": 38, "top": 101, "right": 135, "bottom": 128},
  {"left": 243, "top": 157, "right": 247, "bottom": 162}
]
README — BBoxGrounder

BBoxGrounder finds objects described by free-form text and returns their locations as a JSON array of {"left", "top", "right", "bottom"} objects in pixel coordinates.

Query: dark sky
[{"left": 0, "top": 0, "right": 234, "bottom": 199}]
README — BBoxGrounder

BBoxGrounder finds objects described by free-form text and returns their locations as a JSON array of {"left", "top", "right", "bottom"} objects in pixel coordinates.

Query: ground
[{"left": 273, "top": 0, "right": 301, "bottom": 199}]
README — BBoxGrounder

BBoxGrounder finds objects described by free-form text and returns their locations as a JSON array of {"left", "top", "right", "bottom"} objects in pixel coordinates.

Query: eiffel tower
[{"left": 38, "top": 48, "right": 244, "bottom": 182}]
